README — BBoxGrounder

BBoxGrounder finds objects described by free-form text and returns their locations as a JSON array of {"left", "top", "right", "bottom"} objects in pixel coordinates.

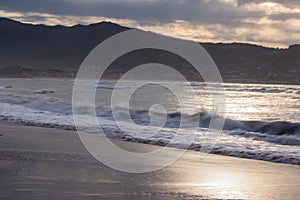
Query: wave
[
  {"left": 0, "top": 93, "right": 299, "bottom": 137},
  {"left": 0, "top": 91, "right": 299, "bottom": 165},
  {"left": 89, "top": 82, "right": 132, "bottom": 90},
  {"left": 0, "top": 85, "right": 12, "bottom": 89},
  {"left": 160, "top": 111, "right": 300, "bottom": 136},
  {"left": 0, "top": 101, "right": 299, "bottom": 165},
  {"left": 3, "top": 115, "right": 298, "bottom": 165},
  {"left": 91, "top": 82, "right": 300, "bottom": 96},
  {"left": 95, "top": 108, "right": 300, "bottom": 146},
  {"left": 33, "top": 89, "right": 55, "bottom": 94}
]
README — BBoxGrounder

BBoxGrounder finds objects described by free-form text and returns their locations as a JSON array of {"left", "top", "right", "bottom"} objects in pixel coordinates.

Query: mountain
[
  {"left": 202, "top": 43, "right": 300, "bottom": 84},
  {"left": 0, "top": 17, "right": 299, "bottom": 84},
  {"left": 0, "top": 18, "right": 129, "bottom": 71}
]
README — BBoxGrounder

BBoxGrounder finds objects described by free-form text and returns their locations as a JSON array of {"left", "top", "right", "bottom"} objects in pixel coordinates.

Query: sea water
[{"left": 0, "top": 78, "right": 299, "bottom": 164}]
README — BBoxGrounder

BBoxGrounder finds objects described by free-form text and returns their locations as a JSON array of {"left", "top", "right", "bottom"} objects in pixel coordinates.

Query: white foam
[
  {"left": 0, "top": 99, "right": 299, "bottom": 165},
  {"left": 0, "top": 79, "right": 300, "bottom": 165}
]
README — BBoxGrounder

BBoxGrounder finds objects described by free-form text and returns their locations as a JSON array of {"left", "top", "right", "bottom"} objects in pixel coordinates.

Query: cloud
[
  {"left": 0, "top": 0, "right": 299, "bottom": 48},
  {"left": 237, "top": 0, "right": 300, "bottom": 8},
  {"left": 0, "top": 0, "right": 265, "bottom": 24},
  {"left": 1, "top": 0, "right": 298, "bottom": 26},
  {"left": 266, "top": 12, "right": 300, "bottom": 21}
]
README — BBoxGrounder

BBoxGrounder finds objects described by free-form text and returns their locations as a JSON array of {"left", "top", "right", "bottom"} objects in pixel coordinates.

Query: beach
[
  {"left": 1, "top": 5, "right": 299, "bottom": 199},
  {"left": 1, "top": 122, "right": 300, "bottom": 200}
]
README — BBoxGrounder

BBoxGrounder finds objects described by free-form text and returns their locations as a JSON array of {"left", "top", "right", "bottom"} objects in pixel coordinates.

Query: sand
[{"left": 0, "top": 122, "right": 300, "bottom": 200}]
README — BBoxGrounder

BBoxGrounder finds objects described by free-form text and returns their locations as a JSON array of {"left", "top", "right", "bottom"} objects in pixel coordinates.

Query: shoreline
[
  {"left": 1, "top": 122, "right": 300, "bottom": 199},
  {"left": 1, "top": 119, "right": 299, "bottom": 166}
]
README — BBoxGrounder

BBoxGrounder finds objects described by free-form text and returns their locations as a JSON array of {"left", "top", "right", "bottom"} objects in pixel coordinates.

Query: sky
[{"left": 0, "top": 0, "right": 299, "bottom": 48}]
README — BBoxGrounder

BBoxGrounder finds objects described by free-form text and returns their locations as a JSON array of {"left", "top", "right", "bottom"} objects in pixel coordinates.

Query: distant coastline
[
  {"left": 0, "top": 17, "right": 299, "bottom": 85},
  {"left": 1, "top": 65, "right": 299, "bottom": 86}
]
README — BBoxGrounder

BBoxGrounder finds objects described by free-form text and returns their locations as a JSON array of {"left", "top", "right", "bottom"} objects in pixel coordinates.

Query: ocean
[{"left": 0, "top": 78, "right": 299, "bottom": 165}]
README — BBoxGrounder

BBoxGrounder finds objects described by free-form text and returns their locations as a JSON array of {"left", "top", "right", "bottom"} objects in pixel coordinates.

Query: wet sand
[{"left": 0, "top": 122, "right": 300, "bottom": 200}]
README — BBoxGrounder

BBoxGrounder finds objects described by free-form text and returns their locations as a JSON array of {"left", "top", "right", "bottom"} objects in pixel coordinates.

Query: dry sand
[{"left": 0, "top": 122, "right": 300, "bottom": 200}]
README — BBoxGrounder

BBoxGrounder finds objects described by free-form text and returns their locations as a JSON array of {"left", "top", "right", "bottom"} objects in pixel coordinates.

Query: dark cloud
[
  {"left": 0, "top": 0, "right": 264, "bottom": 26},
  {"left": 268, "top": 13, "right": 300, "bottom": 21}
]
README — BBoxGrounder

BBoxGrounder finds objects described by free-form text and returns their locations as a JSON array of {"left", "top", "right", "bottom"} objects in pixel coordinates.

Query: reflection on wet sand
[{"left": 1, "top": 123, "right": 300, "bottom": 200}]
